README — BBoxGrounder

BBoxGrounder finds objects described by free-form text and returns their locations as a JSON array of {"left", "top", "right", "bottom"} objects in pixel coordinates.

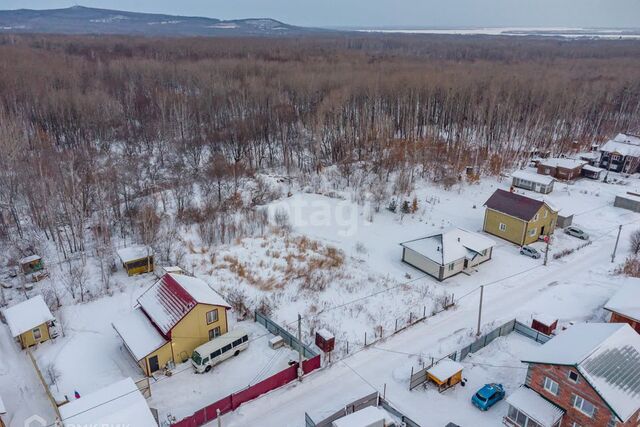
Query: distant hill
[{"left": 0, "top": 5, "right": 327, "bottom": 37}]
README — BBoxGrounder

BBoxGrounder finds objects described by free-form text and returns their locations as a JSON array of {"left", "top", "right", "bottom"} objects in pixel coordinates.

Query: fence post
[
  {"left": 346, "top": 340, "right": 349, "bottom": 354},
  {"left": 423, "top": 306, "right": 426, "bottom": 318},
  {"left": 364, "top": 332, "right": 367, "bottom": 346},
  {"left": 395, "top": 318, "right": 398, "bottom": 332},
  {"left": 409, "top": 312, "right": 413, "bottom": 324}
]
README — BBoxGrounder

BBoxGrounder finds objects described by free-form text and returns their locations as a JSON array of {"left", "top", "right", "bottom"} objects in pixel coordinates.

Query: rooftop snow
[
  {"left": 401, "top": 227, "right": 495, "bottom": 265},
  {"left": 533, "top": 314, "right": 557, "bottom": 327},
  {"left": 427, "top": 359, "right": 463, "bottom": 381},
  {"left": 522, "top": 323, "right": 640, "bottom": 422},
  {"left": 137, "top": 274, "right": 229, "bottom": 335},
  {"left": 538, "top": 157, "right": 587, "bottom": 169},
  {"left": 604, "top": 284, "right": 640, "bottom": 322},
  {"left": 582, "top": 164, "right": 603, "bottom": 173},
  {"left": 485, "top": 189, "right": 555, "bottom": 221},
  {"left": 19, "top": 254, "right": 41, "bottom": 264},
  {"left": 600, "top": 133, "right": 640, "bottom": 157},
  {"left": 331, "top": 406, "right": 389, "bottom": 427},
  {"left": 112, "top": 307, "right": 168, "bottom": 360},
  {"left": 617, "top": 192, "right": 640, "bottom": 203},
  {"left": 506, "top": 386, "right": 564, "bottom": 427},
  {"left": 2, "top": 295, "right": 54, "bottom": 337},
  {"left": 116, "top": 245, "right": 152, "bottom": 263},
  {"left": 512, "top": 170, "right": 555, "bottom": 186},
  {"left": 59, "top": 377, "right": 156, "bottom": 427},
  {"left": 317, "top": 328, "right": 334, "bottom": 340}
]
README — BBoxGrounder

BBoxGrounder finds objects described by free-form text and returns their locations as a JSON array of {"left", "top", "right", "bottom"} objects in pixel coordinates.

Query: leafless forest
[{"left": 1, "top": 34, "right": 640, "bottom": 267}]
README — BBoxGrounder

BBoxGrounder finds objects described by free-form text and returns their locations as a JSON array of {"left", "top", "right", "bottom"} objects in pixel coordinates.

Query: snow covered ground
[{"left": 3, "top": 169, "right": 640, "bottom": 427}]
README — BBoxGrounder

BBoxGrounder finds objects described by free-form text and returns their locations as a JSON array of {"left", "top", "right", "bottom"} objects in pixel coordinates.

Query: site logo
[
  {"left": 24, "top": 415, "right": 46, "bottom": 427},
  {"left": 268, "top": 198, "right": 371, "bottom": 237}
]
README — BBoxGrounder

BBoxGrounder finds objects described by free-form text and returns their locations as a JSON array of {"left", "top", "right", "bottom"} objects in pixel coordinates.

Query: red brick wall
[
  {"left": 527, "top": 363, "right": 639, "bottom": 426},
  {"left": 610, "top": 312, "right": 640, "bottom": 334}
]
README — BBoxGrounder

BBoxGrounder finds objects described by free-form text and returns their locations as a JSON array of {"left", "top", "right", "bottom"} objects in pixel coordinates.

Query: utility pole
[
  {"left": 297, "top": 313, "right": 303, "bottom": 381},
  {"left": 476, "top": 285, "right": 484, "bottom": 336},
  {"left": 612, "top": 225, "right": 623, "bottom": 263},
  {"left": 543, "top": 235, "right": 550, "bottom": 266},
  {"left": 217, "top": 409, "right": 222, "bottom": 427}
]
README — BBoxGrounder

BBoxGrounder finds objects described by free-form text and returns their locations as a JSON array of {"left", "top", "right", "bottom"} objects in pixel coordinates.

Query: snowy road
[{"left": 222, "top": 222, "right": 634, "bottom": 427}]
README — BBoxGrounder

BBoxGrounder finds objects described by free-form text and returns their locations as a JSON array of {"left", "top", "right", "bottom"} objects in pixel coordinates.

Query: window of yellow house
[
  {"left": 209, "top": 327, "right": 221, "bottom": 340},
  {"left": 533, "top": 213, "right": 539, "bottom": 222},
  {"left": 544, "top": 210, "right": 548, "bottom": 218},
  {"left": 32, "top": 327, "right": 42, "bottom": 340},
  {"left": 499, "top": 223, "right": 507, "bottom": 232},
  {"left": 206, "top": 309, "right": 219, "bottom": 324},
  {"left": 529, "top": 228, "right": 537, "bottom": 237}
]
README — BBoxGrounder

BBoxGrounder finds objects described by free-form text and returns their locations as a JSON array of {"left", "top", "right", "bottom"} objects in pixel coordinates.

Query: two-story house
[
  {"left": 483, "top": 189, "right": 558, "bottom": 246},
  {"left": 599, "top": 133, "right": 640, "bottom": 174},
  {"left": 505, "top": 323, "right": 640, "bottom": 427},
  {"left": 113, "top": 273, "right": 231, "bottom": 376}
]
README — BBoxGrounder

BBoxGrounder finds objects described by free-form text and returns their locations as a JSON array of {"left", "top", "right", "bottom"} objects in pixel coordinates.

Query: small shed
[
  {"left": 19, "top": 255, "right": 43, "bottom": 275},
  {"left": 531, "top": 315, "right": 558, "bottom": 336},
  {"left": 614, "top": 192, "right": 640, "bottom": 213},
  {"left": 2, "top": 295, "right": 55, "bottom": 348},
  {"left": 511, "top": 170, "right": 555, "bottom": 194},
  {"left": 556, "top": 212, "right": 573, "bottom": 229},
  {"left": 117, "top": 246, "right": 154, "bottom": 276},
  {"left": 427, "top": 359, "right": 464, "bottom": 391},
  {"left": 315, "top": 328, "right": 335, "bottom": 353},
  {"left": 581, "top": 164, "right": 604, "bottom": 180},
  {"left": 160, "top": 266, "right": 184, "bottom": 276}
]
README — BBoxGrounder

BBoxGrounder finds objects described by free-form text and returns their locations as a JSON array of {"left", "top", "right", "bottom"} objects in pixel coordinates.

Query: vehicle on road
[
  {"left": 471, "top": 383, "right": 505, "bottom": 411},
  {"left": 565, "top": 226, "right": 589, "bottom": 240},
  {"left": 520, "top": 246, "right": 541, "bottom": 259},
  {"left": 191, "top": 328, "right": 249, "bottom": 373}
]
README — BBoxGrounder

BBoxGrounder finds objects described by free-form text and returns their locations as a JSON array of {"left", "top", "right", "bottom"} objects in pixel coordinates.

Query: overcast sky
[{"left": 3, "top": 0, "right": 640, "bottom": 28}]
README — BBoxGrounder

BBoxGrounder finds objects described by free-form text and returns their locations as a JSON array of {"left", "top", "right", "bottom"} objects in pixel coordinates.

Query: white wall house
[
  {"left": 511, "top": 170, "right": 555, "bottom": 194},
  {"left": 400, "top": 228, "right": 496, "bottom": 281}
]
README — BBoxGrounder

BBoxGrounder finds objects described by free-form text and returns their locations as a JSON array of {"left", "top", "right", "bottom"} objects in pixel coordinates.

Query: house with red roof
[
  {"left": 113, "top": 273, "right": 231, "bottom": 376},
  {"left": 483, "top": 189, "right": 558, "bottom": 246}
]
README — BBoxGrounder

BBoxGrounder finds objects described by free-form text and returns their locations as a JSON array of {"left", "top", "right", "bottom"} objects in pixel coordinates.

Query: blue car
[{"left": 471, "top": 383, "right": 505, "bottom": 411}]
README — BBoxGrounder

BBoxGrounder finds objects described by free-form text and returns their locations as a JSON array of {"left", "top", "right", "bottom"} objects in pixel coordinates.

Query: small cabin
[
  {"left": 427, "top": 359, "right": 464, "bottom": 392},
  {"left": 531, "top": 315, "right": 558, "bottom": 336},
  {"left": 117, "top": 246, "right": 154, "bottom": 276},
  {"left": 160, "top": 265, "right": 184, "bottom": 276},
  {"left": 614, "top": 192, "right": 640, "bottom": 213},
  {"left": 581, "top": 164, "right": 604, "bottom": 180},
  {"left": 19, "top": 255, "right": 43, "bottom": 275},
  {"left": 511, "top": 170, "right": 554, "bottom": 194},
  {"left": 2, "top": 295, "right": 56, "bottom": 349}
]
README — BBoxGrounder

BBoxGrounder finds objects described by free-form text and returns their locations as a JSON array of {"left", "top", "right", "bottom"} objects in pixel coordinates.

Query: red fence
[{"left": 172, "top": 354, "right": 321, "bottom": 427}]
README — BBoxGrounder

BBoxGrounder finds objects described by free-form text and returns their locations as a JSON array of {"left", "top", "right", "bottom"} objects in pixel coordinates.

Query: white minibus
[{"left": 191, "top": 328, "right": 249, "bottom": 373}]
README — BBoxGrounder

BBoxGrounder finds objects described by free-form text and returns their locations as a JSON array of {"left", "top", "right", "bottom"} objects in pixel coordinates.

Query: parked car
[
  {"left": 565, "top": 226, "right": 589, "bottom": 240},
  {"left": 471, "top": 383, "right": 505, "bottom": 411},
  {"left": 520, "top": 246, "right": 541, "bottom": 259}
]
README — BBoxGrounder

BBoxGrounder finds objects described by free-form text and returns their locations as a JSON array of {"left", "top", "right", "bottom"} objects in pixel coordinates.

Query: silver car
[
  {"left": 520, "top": 246, "right": 541, "bottom": 259},
  {"left": 565, "top": 226, "right": 589, "bottom": 240}
]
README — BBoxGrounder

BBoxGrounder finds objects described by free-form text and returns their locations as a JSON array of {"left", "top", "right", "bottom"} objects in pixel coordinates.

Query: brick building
[{"left": 505, "top": 323, "right": 640, "bottom": 427}]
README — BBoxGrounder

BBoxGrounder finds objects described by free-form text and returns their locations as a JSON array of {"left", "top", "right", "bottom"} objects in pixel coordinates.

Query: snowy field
[{"left": 2, "top": 168, "right": 640, "bottom": 426}]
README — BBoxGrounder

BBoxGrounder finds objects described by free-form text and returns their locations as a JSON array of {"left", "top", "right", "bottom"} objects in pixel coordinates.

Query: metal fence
[
  {"left": 409, "top": 318, "right": 551, "bottom": 391},
  {"left": 514, "top": 320, "right": 552, "bottom": 344},
  {"left": 305, "top": 392, "right": 420, "bottom": 427},
  {"left": 255, "top": 310, "right": 318, "bottom": 358}
]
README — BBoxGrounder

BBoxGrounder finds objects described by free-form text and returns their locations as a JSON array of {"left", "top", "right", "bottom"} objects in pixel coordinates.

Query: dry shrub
[
  {"left": 225, "top": 288, "right": 251, "bottom": 320},
  {"left": 616, "top": 256, "right": 640, "bottom": 277}
]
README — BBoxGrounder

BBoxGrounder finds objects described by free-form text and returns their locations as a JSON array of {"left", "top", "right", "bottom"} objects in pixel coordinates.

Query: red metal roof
[{"left": 137, "top": 274, "right": 198, "bottom": 337}]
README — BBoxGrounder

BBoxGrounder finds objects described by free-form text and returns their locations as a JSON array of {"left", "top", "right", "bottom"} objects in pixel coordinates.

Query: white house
[
  {"left": 400, "top": 228, "right": 496, "bottom": 281},
  {"left": 511, "top": 170, "right": 555, "bottom": 194}
]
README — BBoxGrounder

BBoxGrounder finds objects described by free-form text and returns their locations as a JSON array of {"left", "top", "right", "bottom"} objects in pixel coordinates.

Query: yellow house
[
  {"left": 483, "top": 189, "right": 558, "bottom": 246},
  {"left": 113, "top": 273, "right": 230, "bottom": 376},
  {"left": 117, "top": 245, "right": 154, "bottom": 276},
  {"left": 2, "top": 295, "right": 55, "bottom": 349}
]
